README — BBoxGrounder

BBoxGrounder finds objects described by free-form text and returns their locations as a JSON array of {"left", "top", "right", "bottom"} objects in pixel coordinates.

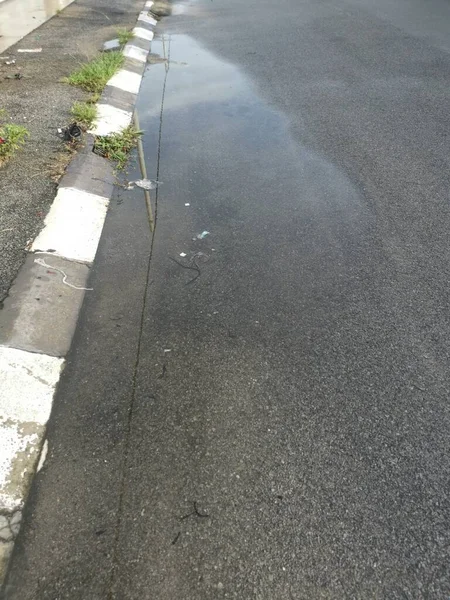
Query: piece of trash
[
  {"left": 5, "top": 73, "right": 23, "bottom": 80},
  {"left": 103, "top": 38, "right": 121, "bottom": 52},
  {"left": 34, "top": 258, "right": 93, "bottom": 291},
  {"left": 169, "top": 251, "right": 210, "bottom": 285},
  {"left": 133, "top": 178, "right": 162, "bottom": 190},
  {"left": 164, "top": 349, "right": 172, "bottom": 353},
  {"left": 196, "top": 231, "right": 210, "bottom": 240},
  {"left": 185, "top": 203, "right": 190, "bottom": 206},
  {"left": 126, "top": 182, "right": 135, "bottom": 190},
  {"left": 180, "top": 501, "right": 209, "bottom": 521},
  {"left": 62, "top": 122, "right": 82, "bottom": 142},
  {"left": 5, "top": 60, "right": 15, "bottom": 65},
  {"left": 172, "top": 532, "right": 181, "bottom": 545},
  {"left": 179, "top": 252, "right": 187, "bottom": 257},
  {"left": 17, "top": 48, "right": 42, "bottom": 53}
]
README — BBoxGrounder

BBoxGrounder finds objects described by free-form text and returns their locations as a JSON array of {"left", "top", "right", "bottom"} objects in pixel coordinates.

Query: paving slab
[{"left": 0, "top": 254, "right": 90, "bottom": 357}]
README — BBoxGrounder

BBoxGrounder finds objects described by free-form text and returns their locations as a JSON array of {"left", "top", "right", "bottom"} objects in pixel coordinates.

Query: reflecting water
[
  {"left": 138, "top": 34, "right": 368, "bottom": 240},
  {"left": 0, "top": 0, "right": 74, "bottom": 53}
]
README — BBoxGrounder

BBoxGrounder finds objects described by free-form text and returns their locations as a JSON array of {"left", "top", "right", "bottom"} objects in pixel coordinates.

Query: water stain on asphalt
[
  {"left": 0, "top": 0, "right": 74, "bottom": 53},
  {"left": 138, "top": 33, "right": 370, "bottom": 258}
]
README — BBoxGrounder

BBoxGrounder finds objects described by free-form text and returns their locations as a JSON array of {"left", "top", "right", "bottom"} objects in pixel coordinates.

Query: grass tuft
[
  {"left": 94, "top": 126, "right": 142, "bottom": 169},
  {"left": 87, "top": 93, "right": 101, "bottom": 104},
  {"left": 62, "top": 51, "right": 124, "bottom": 93},
  {"left": 71, "top": 101, "right": 97, "bottom": 129},
  {"left": 0, "top": 112, "right": 29, "bottom": 166},
  {"left": 116, "top": 28, "right": 135, "bottom": 45}
]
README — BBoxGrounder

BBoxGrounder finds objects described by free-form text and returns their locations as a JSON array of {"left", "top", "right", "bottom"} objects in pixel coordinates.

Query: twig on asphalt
[
  {"left": 180, "top": 501, "right": 209, "bottom": 521},
  {"left": 171, "top": 532, "right": 181, "bottom": 545}
]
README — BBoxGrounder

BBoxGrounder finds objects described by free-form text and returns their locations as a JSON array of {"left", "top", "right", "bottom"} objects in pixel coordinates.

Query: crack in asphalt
[{"left": 106, "top": 33, "right": 171, "bottom": 600}]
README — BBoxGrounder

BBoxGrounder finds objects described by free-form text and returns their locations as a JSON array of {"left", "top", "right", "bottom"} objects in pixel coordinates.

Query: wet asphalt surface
[{"left": 4, "top": 0, "right": 450, "bottom": 598}]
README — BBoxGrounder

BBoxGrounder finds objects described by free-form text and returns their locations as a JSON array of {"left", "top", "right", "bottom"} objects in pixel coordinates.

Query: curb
[{"left": 0, "top": 0, "right": 156, "bottom": 582}]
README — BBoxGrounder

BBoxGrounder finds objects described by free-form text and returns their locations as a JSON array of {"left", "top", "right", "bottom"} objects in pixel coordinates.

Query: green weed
[
  {"left": 0, "top": 115, "right": 29, "bottom": 166},
  {"left": 70, "top": 101, "right": 97, "bottom": 129},
  {"left": 94, "top": 126, "right": 142, "bottom": 169},
  {"left": 116, "top": 28, "right": 135, "bottom": 45},
  {"left": 62, "top": 51, "right": 124, "bottom": 93}
]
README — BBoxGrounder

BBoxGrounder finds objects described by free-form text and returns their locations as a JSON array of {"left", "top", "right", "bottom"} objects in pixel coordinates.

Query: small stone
[{"left": 103, "top": 39, "right": 121, "bottom": 52}]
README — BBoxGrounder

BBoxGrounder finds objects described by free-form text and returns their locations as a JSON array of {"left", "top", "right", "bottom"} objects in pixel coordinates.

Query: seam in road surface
[{"left": 107, "top": 35, "right": 171, "bottom": 598}]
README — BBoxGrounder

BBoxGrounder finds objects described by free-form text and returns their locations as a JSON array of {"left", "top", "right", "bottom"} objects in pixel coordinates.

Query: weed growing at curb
[
  {"left": 94, "top": 126, "right": 142, "bottom": 169},
  {"left": 0, "top": 111, "right": 29, "bottom": 167},
  {"left": 71, "top": 101, "right": 97, "bottom": 129},
  {"left": 87, "top": 93, "right": 101, "bottom": 104},
  {"left": 116, "top": 28, "right": 135, "bottom": 45},
  {"left": 62, "top": 52, "right": 124, "bottom": 93}
]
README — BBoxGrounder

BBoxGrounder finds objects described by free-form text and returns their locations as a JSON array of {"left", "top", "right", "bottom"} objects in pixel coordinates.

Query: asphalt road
[{"left": 4, "top": 0, "right": 450, "bottom": 598}]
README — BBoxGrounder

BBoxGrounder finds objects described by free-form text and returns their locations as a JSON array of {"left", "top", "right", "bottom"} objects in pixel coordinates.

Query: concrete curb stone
[{"left": 0, "top": 0, "right": 156, "bottom": 584}]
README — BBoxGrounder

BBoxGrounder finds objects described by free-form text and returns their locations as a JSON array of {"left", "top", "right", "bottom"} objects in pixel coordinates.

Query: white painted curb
[
  {"left": 107, "top": 69, "right": 144, "bottom": 95},
  {"left": 0, "top": 0, "right": 158, "bottom": 582},
  {"left": 0, "top": 347, "right": 63, "bottom": 511},
  {"left": 31, "top": 187, "right": 109, "bottom": 264}
]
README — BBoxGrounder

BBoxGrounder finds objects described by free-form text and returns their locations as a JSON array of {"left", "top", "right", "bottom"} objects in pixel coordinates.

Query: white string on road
[{"left": 34, "top": 258, "right": 93, "bottom": 291}]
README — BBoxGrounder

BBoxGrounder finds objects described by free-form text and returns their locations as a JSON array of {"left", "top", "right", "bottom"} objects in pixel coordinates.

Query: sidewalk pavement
[{"left": 0, "top": 0, "right": 143, "bottom": 302}]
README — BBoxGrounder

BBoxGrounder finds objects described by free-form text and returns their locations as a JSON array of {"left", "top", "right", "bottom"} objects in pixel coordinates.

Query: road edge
[{"left": 0, "top": 0, "right": 156, "bottom": 584}]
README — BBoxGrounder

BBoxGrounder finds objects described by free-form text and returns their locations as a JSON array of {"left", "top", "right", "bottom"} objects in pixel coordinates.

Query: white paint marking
[
  {"left": 37, "top": 439, "right": 48, "bottom": 473},
  {"left": 133, "top": 26, "right": 154, "bottom": 42},
  {"left": 89, "top": 103, "right": 133, "bottom": 137},
  {"left": 31, "top": 187, "right": 109, "bottom": 264},
  {"left": 0, "top": 347, "right": 63, "bottom": 510},
  {"left": 137, "top": 11, "right": 157, "bottom": 26},
  {"left": 107, "top": 69, "right": 142, "bottom": 95},
  {"left": 0, "top": 423, "right": 38, "bottom": 510},
  {"left": 0, "top": 347, "right": 63, "bottom": 425},
  {"left": 123, "top": 44, "right": 148, "bottom": 63}
]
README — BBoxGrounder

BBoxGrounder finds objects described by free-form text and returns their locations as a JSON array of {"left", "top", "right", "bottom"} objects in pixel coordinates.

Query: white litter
[
  {"left": 185, "top": 203, "right": 190, "bottom": 206},
  {"left": 134, "top": 178, "right": 162, "bottom": 190},
  {"left": 18, "top": 48, "right": 42, "bottom": 53},
  {"left": 164, "top": 349, "right": 172, "bottom": 353},
  {"left": 196, "top": 231, "right": 210, "bottom": 240},
  {"left": 179, "top": 252, "right": 187, "bottom": 257},
  {"left": 34, "top": 258, "right": 93, "bottom": 291}
]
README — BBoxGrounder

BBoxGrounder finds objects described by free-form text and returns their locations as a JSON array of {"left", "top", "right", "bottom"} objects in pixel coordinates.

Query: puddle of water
[
  {"left": 171, "top": 3, "right": 188, "bottom": 16},
  {"left": 0, "top": 0, "right": 74, "bottom": 53},
  {"left": 138, "top": 33, "right": 369, "bottom": 244}
]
